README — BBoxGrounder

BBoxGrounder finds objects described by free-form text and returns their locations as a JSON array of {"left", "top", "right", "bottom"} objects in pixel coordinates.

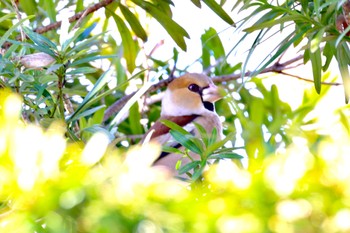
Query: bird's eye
[{"left": 188, "top": 83, "right": 200, "bottom": 93}]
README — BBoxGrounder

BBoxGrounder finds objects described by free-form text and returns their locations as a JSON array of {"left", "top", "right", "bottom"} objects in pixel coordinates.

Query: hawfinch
[{"left": 142, "top": 73, "right": 223, "bottom": 176}]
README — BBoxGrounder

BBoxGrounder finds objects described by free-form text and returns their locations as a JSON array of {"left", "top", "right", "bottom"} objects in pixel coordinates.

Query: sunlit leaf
[
  {"left": 177, "top": 161, "right": 200, "bottom": 174},
  {"left": 202, "top": 0, "right": 234, "bottom": 25},
  {"left": 133, "top": 0, "right": 189, "bottom": 51},
  {"left": 110, "top": 11, "right": 137, "bottom": 72},
  {"left": 310, "top": 48, "right": 322, "bottom": 94},
  {"left": 119, "top": 4, "right": 148, "bottom": 41},
  {"left": 170, "top": 130, "right": 202, "bottom": 155}
]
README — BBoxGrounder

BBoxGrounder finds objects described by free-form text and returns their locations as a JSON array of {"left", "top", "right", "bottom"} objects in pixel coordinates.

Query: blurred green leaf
[
  {"left": 310, "top": 48, "right": 322, "bottom": 94},
  {"left": 66, "top": 67, "right": 97, "bottom": 75},
  {"left": 210, "top": 152, "right": 243, "bottom": 160},
  {"left": 43, "top": 0, "right": 56, "bottom": 22},
  {"left": 119, "top": 4, "right": 148, "bottom": 41},
  {"left": 23, "top": 26, "right": 57, "bottom": 51},
  {"left": 202, "top": 0, "right": 234, "bottom": 25},
  {"left": 162, "top": 145, "right": 183, "bottom": 155},
  {"left": 133, "top": 0, "right": 189, "bottom": 51},
  {"left": 336, "top": 42, "right": 350, "bottom": 103},
  {"left": 19, "top": 0, "right": 37, "bottom": 15},
  {"left": 110, "top": 11, "right": 137, "bottom": 72},
  {"left": 190, "top": 0, "right": 201, "bottom": 8},
  {"left": 67, "top": 71, "right": 110, "bottom": 123},
  {"left": 160, "top": 119, "right": 192, "bottom": 136},
  {"left": 0, "top": 16, "right": 34, "bottom": 48},
  {"left": 129, "top": 102, "right": 143, "bottom": 135},
  {"left": 178, "top": 161, "right": 200, "bottom": 175}
]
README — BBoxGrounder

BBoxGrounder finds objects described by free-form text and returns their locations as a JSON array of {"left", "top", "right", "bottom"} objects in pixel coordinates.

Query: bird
[{"left": 141, "top": 73, "right": 223, "bottom": 177}]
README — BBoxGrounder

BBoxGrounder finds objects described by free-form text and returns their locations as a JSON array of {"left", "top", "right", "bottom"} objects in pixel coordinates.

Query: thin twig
[
  {"left": 103, "top": 54, "right": 308, "bottom": 122},
  {"left": 11, "top": 0, "right": 25, "bottom": 41},
  {"left": 280, "top": 71, "right": 342, "bottom": 86}
]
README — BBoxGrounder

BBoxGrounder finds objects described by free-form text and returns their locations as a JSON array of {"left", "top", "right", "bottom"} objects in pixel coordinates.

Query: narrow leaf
[
  {"left": 337, "top": 42, "right": 350, "bottom": 103},
  {"left": 202, "top": 0, "right": 234, "bottom": 25},
  {"left": 70, "top": 55, "right": 118, "bottom": 66},
  {"left": 309, "top": 48, "right": 322, "bottom": 94},
  {"left": 119, "top": 4, "right": 148, "bottom": 41},
  {"left": 0, "top": 16, "right": 34, "bottom": 48},
  {"left": 162, "top": 145, "right": 183, "bottom": 155},
  {"left": 206, "top": 132, "right": 235, "bottom": 155},
  {"left": 67, "top": 71, "right": 111, "bottom": 123},
  {"left": 133, "top": 0, "right": 189, "bottom": 50},
  {"left": 210, "top": 153, "right": 243, "bottom": 160},
  {"left": 160, "top": 119, "right": 191, "bottom": 136},
  {"left": 23, "top": 26, "right": 57, "bottom": 50},
  {"left": 170, "top": 130, "right": 202, "bottom": 154},
  {"left": 110, "top": 11, "right": 137, "bottom": 72},
  {"left": 178, "top": 161, "right": 200, "bottom": 175},
  {"left": 69, "top": 105, "right": 106, "bottom": 123},
  {"left": 190, "top": 0, "right": 201, "bottom": 8}
]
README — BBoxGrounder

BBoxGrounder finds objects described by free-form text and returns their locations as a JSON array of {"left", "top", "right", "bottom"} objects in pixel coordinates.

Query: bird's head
[{"left": 161, "top": 73, "right": 222, "bottom": 116}]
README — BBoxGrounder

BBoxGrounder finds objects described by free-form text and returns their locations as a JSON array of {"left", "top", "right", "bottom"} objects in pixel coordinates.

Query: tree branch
[
  {"left": 2, "top": 0, "right": 115, "bottom": 48},
  {"left": 103, "top": 54, "right": 320, "bottom": 123}
]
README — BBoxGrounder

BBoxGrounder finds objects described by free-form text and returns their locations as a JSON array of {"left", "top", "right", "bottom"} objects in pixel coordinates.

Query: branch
[
  {"left": 279, "top": 71, "right": 342, "bottom": 86},
  {"left": 2, "top": 0, "right": 115, "bottom": 48},
  {"left": 103, "top": 54, "right": 309, "bottom": 122}
]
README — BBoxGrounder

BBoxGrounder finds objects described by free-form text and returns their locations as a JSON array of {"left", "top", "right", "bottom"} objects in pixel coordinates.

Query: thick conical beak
[{"left": 202, "top": 83, "right": 222, "bottom": 103}]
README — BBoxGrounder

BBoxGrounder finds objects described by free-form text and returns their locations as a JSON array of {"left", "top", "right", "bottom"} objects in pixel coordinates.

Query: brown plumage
[{"left": 142, "top": 73, "right": 223, "bottom": 176}]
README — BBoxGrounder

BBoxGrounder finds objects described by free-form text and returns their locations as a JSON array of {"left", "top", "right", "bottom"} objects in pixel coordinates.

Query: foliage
[
  {"left": 1, "top": 0, "right": 350, "bottom": 232},
  {"left": 1, "top": 90, "right": 350, "bottom": 232}
]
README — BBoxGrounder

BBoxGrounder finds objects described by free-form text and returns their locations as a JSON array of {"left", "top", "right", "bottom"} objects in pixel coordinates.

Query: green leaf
[
  {"left": 82, "top": 125, "right": 114, "bottom": 142},
  {"left": 70, "top": 55, "right": 118, "bottom": 66},
  {"left": 310, "top": 28, "right": 325, "bottom": 53},
  {"left": 208, "top": 127, "right": 218, "bottom": 146},
  {"left": 177, "top": 161, "right": 200, "bottom": 175},
  {"left": 19, "top": 74, "right": 34, "bottom": 82},
  {"left": 110, "top": 11, "right": 137, "bottom": 72},
  {"left": 206, "top": 132, "right": 235, "bottom": 156},
  {"left": 192, "top": 165, "right": 205, "bottom": 181},
  {"left": 129, "top": 102, "right": 143, "bottom": 135},
  {"left": 0, "top": 16, "right": 34, "bottom": 48},
  {"left": 160, "top": 119, "right": 191, "bottom": 136},
  {"left": 254, "top": 27, "right": 308, "bottom": 76},
  {"left": 336, "top": 42, "right": 350, "bottom": 103},
  {"left": 201, "top": 27, "right": 225, "bottom": 69},
  {"left": 170, "top": 130, "right": 202, "bottom": 155},
  {"left": 193, "top": 122, "right": 209, "bottom": 146},
  {"left": 245, "top": 15, "right": 296, "bottom": 33},
  {"left": 23, "top": 27, "right": 57, "bottom": 51},
  {"left": 67, "top": 71, "right": 111, "bottom": 123},
  {"left": 0, "top": 13, "right": 15, "bottom": 24},
  {"left": 309, "top": 48, "right": 322, "bottom": 94},
  {"left": 190, "top": 0, "right": 201, "bottom": 8},
  {"left": 119, "top": 4, "right": 148, "bottom": 41},
  {"left": 133, "top": 0, "right": 189, "bottom": 51},
  {"left": 67, "top": 67, "right": 97, "bottom": 75},
  {"left": 19, "top": 0, "right": 37, "bottom": 15},
  {"left": 43, "top": 0, "right": 56, "bottom": 22},
  {"left": 66, "top": 33, "right": 103, "bottom": 56},
  {"left": 162, "top": 145, "right": 183, "bottom": 155},
  {"left": 202, "top": 0, "right": 234, "bottom": 25},
  {"left": 209, "top": 153, "right": 243, "bottom": 160},
  {"left": 69, "top": 105, "right": 106, "bottom": 123}
]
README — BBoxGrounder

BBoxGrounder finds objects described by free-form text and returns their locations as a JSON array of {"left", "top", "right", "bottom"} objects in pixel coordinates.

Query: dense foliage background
[{"left": 1, "top": 0, "right": 350, "bottom": 232}]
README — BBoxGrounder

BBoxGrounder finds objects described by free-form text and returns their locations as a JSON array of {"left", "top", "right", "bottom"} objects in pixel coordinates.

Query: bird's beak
[{"left": 202, "top": 83, "right": 222, "bottom": 103}]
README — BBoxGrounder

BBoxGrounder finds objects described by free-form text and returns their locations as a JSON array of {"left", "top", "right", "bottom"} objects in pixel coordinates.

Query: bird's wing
[{"left": 141, "top": 114, "right": 199, "bottom": 145}]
